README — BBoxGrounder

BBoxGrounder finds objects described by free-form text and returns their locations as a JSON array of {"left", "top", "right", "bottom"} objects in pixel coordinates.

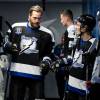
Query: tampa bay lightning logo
[{"left": 20, "top": 35, "right": 39, "bottom": 54}]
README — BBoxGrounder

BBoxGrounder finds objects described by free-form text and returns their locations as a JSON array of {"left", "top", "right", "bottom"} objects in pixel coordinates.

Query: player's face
[
  {"left": 60, "top": 14, "right": 70, "bottom": 27},
  {"left": 28, "top": 11, "right": 42, "bottom": 28}
]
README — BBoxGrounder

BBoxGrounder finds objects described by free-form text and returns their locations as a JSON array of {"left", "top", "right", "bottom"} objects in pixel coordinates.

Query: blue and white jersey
[
  {"left": 5, "top": 22, "right": 54, "bottom": 80},
  {"left": 66, "top": 37, "right": 98, "bottom": 95},
  {"left": 67, "top": 24, "right": 77, "bottom": 48},
  {"left": 91, "top": 50, "right": 100, "bottom": 84},
  {"left": 8, "top": 22, "right": 55, "bottom": 43}
]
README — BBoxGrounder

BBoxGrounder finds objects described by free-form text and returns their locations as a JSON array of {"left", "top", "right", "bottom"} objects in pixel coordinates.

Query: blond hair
[{"left": 29, "top": 5, "right": 43, "bottom": 15}]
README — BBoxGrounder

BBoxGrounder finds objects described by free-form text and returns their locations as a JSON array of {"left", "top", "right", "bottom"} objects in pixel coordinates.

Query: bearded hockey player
[{"left": 3, "top": 5, "right": 54, "bottom": 100}]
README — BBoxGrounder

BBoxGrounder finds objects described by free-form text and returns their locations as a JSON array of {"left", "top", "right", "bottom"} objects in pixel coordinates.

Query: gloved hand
[
  {"left": 3, "top": 42, "right": 18, "bottom": 53},
  {"left": 51, "top": 57, "right": 73, "bottom": 72},
  {"left": 40, "top": 59, "right": 51, "bottom": 75},
  {"left": 51, "top": 59, "right": 65, "bottom": 72}
]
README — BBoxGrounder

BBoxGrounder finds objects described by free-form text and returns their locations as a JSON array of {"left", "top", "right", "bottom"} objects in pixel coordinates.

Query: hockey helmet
[{"left": 77, "top": 14, "right": 96, "bottom": 32}]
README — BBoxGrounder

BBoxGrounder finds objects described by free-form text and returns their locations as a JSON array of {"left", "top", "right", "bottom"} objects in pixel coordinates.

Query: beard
[{"left": 30, "top": 21, "right": 40, "bottom": 28}]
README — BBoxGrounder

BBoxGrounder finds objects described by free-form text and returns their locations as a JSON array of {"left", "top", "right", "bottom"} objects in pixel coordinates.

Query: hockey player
[
  {"left": 60, "top": 9, "right": 77, "bottom": 57},
  {"left": 3, "top": 5, "right": 54, "bottom": 100},
  {"left": 66, "top": 14, "right": 98, "bottom": 100},
  {"left": 55, "top": 9, "right": 76, "bottom": 100},
  {"left": 52, "top": 14, "right": 97, "bottom": 100}
]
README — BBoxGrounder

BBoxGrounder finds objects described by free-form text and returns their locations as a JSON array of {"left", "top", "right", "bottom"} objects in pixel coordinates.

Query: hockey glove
[{"left": 40, "top": 59, "right": 51, "bottom": 75}]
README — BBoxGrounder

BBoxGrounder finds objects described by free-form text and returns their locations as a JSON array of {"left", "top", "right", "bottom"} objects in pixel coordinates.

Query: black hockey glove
[
  {"left": 40, "top": 59, "right": 51, "bottom": 75},
  {"left": 3, "top": 42, "right": 19, "bottom": 54},
  {"left": 51, "top": 58, "right": 73, "bottom": 72},
  {"left": 51, "top": 59, "right": 65, "bottom": 72}
]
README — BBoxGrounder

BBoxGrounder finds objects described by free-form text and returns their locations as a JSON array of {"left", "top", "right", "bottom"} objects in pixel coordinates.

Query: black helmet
[{"left": 77, "top": 14, "right": 96, "bottom": 32}]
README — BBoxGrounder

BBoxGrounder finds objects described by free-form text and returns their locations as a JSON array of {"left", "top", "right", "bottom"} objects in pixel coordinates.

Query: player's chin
[{"left": 33, "top": 23, "right": 40, "bottom": 28}]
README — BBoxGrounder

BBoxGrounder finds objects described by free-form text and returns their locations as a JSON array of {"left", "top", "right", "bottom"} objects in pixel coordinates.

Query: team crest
[{"left": 20, "top": 35, "right": 39, "bottom": 54}]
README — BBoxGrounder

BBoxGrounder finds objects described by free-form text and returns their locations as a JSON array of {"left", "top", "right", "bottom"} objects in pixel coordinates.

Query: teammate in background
[
  {"left": 65, "top": 14, "right": 97, "bottom": 100},
  {"left": 53, "top": 36, "right": 66, "bottom": 100},
  {"left": 52, "top": 14, "right": 97, "bottom": 100},
  {"left": 58, "top": 9, "right": 76, "bottom": 100}
]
